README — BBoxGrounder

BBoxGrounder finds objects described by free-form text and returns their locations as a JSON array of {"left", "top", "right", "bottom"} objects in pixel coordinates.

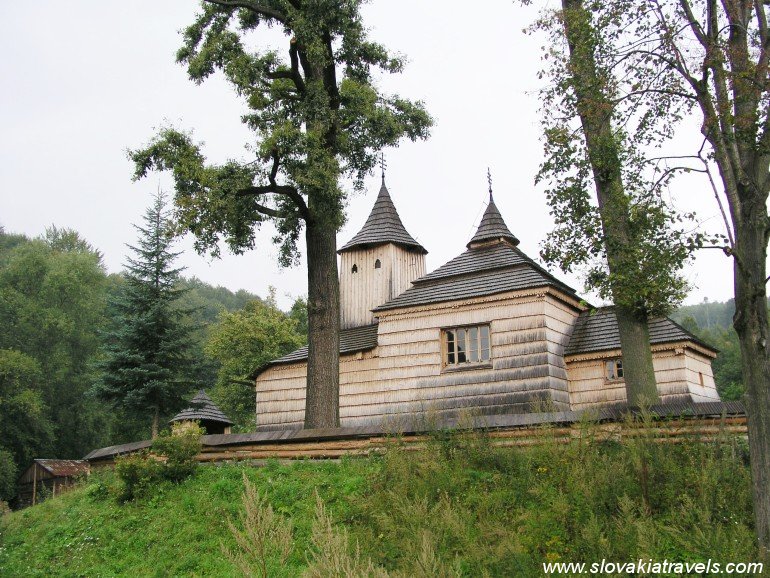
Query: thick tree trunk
[
  {"left": 733, "top": 197, "right": 770, "bottom": 558},
  {"left": 304, "top": 211, "right": 341, "bottom": 429},
  {"left": 562, "top": 0, "right": 660, "bottom": 405},
  {"left": 615, "top": 306, "right": 659, "bottom": 406}
]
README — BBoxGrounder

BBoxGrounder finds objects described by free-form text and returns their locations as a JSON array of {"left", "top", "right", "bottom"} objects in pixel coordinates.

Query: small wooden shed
[
  {"left": 17, "top": 459, "right": 90, "bottom": 507},
  {"left": 169, "top": 390, "right": 234, "bottom": 435}
]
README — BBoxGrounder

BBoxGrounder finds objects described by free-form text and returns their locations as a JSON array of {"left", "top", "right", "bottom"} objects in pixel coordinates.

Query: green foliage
[
  {"left": 0, "top": 229, "right": 107, "bottom": 462},
  {"left": 0, "top": 431, "right": 758, "bottom": 576},
  {"left": 0, "top": 450, "right": 17, "bottom": 504},
  {"left": 288, "top": 296, "right": 309, "bottom": 340},
  {"left": 528, "top": 1, "right": 709, "bottom": 318},
  {"left": 205, "top": 297, "right": 305, "bottom": 428},
  {"left": 92, "top": 193, "right": 198, "bottom": 433},
  {"left": 0, "top": 350, "right": 52, "bottom": 488},
  {"left": 223, "top": 473, "right": 294, "bottom": 578},
  {"left": 115, "top": 423, "right": 203, "bottom": 502},
  {"left": 151, "top": 422, "right": 203, "bottom": 483},
  {"left": 129, "top": 1, "right": 432, "bottom": 263},
  {"left": 113, "top": 452, "right": 164, "bottom": 503}
]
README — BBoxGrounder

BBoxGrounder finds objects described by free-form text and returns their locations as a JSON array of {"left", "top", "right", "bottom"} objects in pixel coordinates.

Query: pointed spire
[
  {"left": 338, "top": 178, "right": 427, "bottom": 254},
  {"left": 380, "top": 152, "right": 387, "bottom": 185},
  {"left": 467, "top": 174, "right": 520, "bottom": 249}
]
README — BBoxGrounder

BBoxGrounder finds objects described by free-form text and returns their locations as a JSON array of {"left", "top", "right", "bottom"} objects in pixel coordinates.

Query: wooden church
[{"left": 253, "top": 179, "right": 720, "bottom": 430}]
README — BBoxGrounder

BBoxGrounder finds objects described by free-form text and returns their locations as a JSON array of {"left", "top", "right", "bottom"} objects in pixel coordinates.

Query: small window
[
  {"left": 351, "top": 264, "right": 358, "bottom": 273},
  {"left": 606, "top": 359, "right": 623, "bottom": 381},
  {"left": 443, "top": 325, "right": 490, "bottom": 367},
  {"left": 374, "top": 259, "right": 381, "bottom": 269}
]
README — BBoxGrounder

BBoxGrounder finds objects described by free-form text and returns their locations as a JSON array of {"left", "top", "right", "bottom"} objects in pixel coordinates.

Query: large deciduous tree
[
  {"left": 529, "top": 0, "right": 704, "bottom": 405},
  {"left": 92, "top": 193, "right": 197, "bottom": 438},
  {"left": 0, "top": 349, "right": 53, "bottom": 501},
  {"left": 0, "top": 229, "right": 108, "bottom": 459},
  {"left": 130, "top": 1, "right": 431, "bottom": 429},
  {"left": 529, "top": 0, "right": 770, "bottom": 554}
]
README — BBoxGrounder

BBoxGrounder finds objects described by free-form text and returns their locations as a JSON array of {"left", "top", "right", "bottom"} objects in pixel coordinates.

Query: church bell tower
[{"left": 338, "top": 177, "right": 427, "bottom": 328}]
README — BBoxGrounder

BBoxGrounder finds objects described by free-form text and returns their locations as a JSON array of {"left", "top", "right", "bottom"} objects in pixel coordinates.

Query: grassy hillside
[{"left": 0, "top": 429, "right": 761, "bottom": 577}]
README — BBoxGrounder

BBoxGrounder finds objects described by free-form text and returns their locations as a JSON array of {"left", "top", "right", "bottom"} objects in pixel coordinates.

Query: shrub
[
  {"left": 151, "top": 422, "right": 203, "bottom": 482},
  {"left": 114, "top": 452, "right": 164, "bottom": 502},
  {"left": 114, "top": 422, "right": 203, "bottom": 501}
]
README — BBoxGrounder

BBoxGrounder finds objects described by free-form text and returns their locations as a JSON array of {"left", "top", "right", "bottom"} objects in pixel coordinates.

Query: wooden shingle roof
[
  {"left": 170, "top": 390, "right": 234, "bottom": 425},
  {"left": 255, "top": 324, "right": 379, "bottom": 374},
  {"left": 374, "top": 242, "right": 577, "bottom": 313},
  {"left": 466, "top": 195, "right": 520, "bottom": 248},
  {"left": 565, "top": 307, "right": 717, "bottom": 356},
  {"left": 338, "top": 181, "right": 427, "bottom": 254}
]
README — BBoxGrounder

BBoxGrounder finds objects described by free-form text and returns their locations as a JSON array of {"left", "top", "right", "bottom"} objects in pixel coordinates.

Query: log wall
[
  {"left": 565, "top": 343, "right": 720, "bottom": 410},
  {"left": 86, "top": 409, "right": 749, "bottom": 467},
  {"left": 256, "top": 289, "right": 584, "bottom": 430}
]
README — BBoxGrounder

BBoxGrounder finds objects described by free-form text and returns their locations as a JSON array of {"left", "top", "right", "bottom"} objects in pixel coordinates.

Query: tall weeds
[{"left": 225, "top": 419, "right": 756, "bottom": 576}]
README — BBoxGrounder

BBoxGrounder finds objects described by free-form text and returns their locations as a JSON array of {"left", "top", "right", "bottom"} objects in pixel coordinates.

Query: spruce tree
[{"left": 93, "top": 192, "right": 195, "bottom": 437}]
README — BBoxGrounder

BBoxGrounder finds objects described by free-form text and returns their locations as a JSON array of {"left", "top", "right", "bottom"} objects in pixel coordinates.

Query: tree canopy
[
  {"left": 130, "top": 1, "right": 432, "bottom": 263},
  {"left": 130, "top": 0, "right": 432, "bottom": 429},
  {"left": 528, "top": 0, "right": 770, "bottom": 552}
]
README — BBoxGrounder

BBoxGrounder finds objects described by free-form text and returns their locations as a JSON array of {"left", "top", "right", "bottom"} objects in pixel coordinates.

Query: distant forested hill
[{"left": 0, "top": 227, "right": 305, "bottom": 504}]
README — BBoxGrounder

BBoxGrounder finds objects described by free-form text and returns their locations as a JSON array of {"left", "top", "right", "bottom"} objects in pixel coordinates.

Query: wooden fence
[{"left": 84, "top": 401, "right": 747, "bottom": 467}]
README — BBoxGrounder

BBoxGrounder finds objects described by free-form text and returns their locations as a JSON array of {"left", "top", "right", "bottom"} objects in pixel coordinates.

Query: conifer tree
[{"left": 93, "top": 192, "right": 196, "bottom": 437}]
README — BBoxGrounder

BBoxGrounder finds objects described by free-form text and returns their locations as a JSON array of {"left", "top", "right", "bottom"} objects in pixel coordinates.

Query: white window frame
[{"left": 442, "top": 324, "right": 491, "bottom": 369}]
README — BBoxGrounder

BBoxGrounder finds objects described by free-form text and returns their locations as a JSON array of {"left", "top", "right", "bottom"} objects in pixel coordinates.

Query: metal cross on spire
[
  {"left": 487, "top": 167, "right": 493, "bottom": 201},
  {"left": 380, "top": 152, "right": 387, "bottom": 183}
]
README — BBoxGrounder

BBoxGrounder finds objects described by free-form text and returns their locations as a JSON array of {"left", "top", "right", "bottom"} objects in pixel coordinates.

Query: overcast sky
[{"left": 0, "top": 1, "right": 737, "bottom": 310}]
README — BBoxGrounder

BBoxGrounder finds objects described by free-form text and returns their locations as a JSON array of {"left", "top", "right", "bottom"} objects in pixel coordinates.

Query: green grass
[{"left": 0, "top": 426, "right": 761, "bottom": 577}]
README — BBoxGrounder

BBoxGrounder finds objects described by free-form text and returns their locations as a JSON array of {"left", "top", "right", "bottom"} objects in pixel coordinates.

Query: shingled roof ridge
[
  {"left": 338, "top": 180, "right": 427, "bottom": 254},
  {"left": 467, "top": 193, "right": 520, "bottom": 249}
]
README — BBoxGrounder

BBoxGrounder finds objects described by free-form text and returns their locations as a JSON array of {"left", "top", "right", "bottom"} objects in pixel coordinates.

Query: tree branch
[
  {"left": 697, "top": 138, "right": 737, "bottom": 247},
  {"left": 204, "top": 0, "right": 287, "bottom": 23},
  {"left": 289, "top": 41, "right": 306, "bottom": 93},
  {"left": 236, "top": 152, "right": 310, "bottom": 221},
  {"left": 251, "top": 202, "right": 284, "bottom": 218}
]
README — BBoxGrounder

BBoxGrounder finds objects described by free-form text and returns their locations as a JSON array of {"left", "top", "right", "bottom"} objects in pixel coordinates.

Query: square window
[{"left": 443, "top": 325, "right": 491, "bottom": 368}]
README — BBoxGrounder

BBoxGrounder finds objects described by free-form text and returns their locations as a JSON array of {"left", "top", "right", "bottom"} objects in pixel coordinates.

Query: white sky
[{"left": 0, "top": 1, "right": 736, "bottom": 310}]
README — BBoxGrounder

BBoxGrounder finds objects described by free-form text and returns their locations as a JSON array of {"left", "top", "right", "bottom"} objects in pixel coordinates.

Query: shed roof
[
  {"left": 254, "top": 323, "right": 379, "bottom": 375},
  {"left": 565, "top": 307, "right": 717, "bottom": 356},
  {"left": 170, "top": 390, "right": 234, "bottom": 425},
  {"left": 31, "top": 459, "right": 89, "bottom": 478},
  {"left": 467, "top": 194, "right": 520, "bottom": 248},
  {"left": 338, "top": 180, "right": 427, "bottom": 254}
]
